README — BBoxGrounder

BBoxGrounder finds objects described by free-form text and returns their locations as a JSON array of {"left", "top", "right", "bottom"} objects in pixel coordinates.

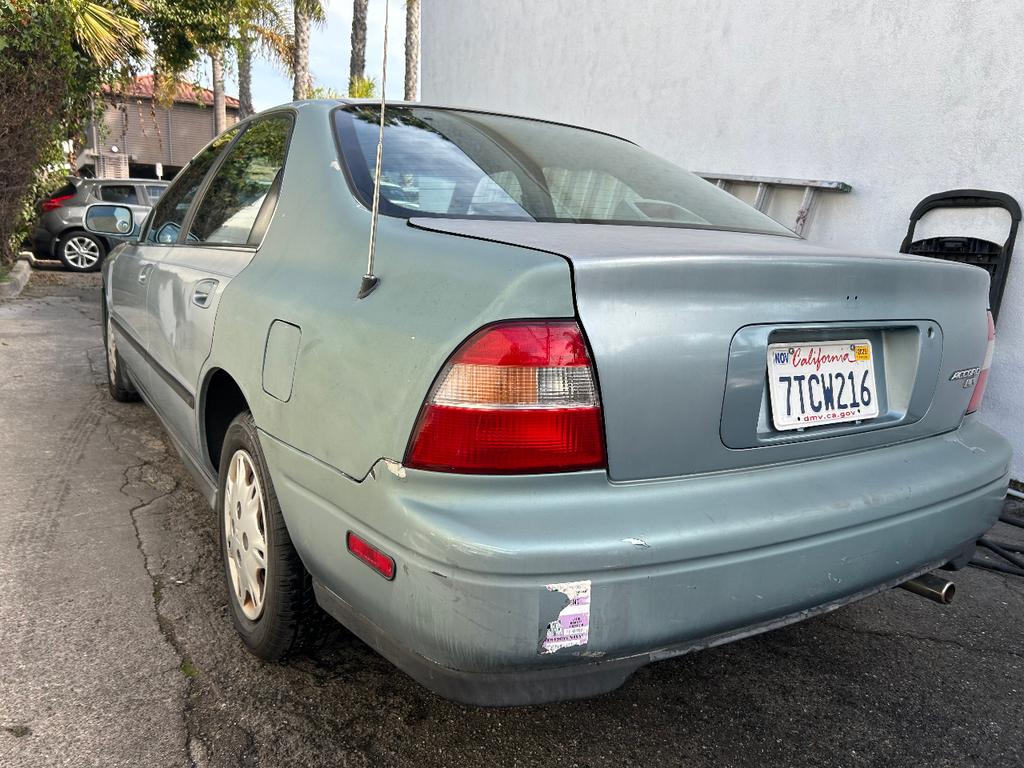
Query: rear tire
[
  {"left": 57, "top": 230, "right": 105, "bottom": 272},
  {"left": 102, "top": 299, "right": 139, "bottom": 402},
  {"left": 218, "top": 411, "right": 315, "bottom": 660}
]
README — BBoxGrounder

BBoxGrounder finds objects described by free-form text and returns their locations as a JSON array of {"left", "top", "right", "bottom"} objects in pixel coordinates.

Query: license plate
[{"left": 767, "top": 339, "right": 880, "bottom": 430}]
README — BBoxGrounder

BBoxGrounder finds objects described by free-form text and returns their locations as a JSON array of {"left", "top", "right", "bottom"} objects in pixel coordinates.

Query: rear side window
[
  {"left": 145, "top": 128, "right": 239, "bottom": 244},
  {"left": 100, "top": 184, "right": 140, "bottom": 204},
  {"left": 186, "top": 115, "right": 292, "bottom": 245},
  {"left": 145, "top": 185, "right": 166, "bottom": 202}
]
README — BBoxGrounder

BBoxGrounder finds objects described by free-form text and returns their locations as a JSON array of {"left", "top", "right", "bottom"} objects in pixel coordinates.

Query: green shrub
[{"left": 0, "top": 1, "right": 108, "bottom": 265}]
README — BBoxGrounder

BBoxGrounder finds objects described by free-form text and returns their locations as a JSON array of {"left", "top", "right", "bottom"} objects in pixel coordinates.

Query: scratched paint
[{"left": 541, "top": 580, "right": 591, "bottom": 654}]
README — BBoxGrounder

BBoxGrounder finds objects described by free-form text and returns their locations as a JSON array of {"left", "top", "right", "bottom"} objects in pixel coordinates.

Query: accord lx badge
[{"left": 950, "top": 367, "right": 982, "bottom": 381}]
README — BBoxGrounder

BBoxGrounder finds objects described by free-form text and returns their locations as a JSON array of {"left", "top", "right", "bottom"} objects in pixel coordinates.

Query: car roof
[
  {"left": 86, "top": 178, "right": 169, "bottom": 184},
  {"left": 235, "top": 99, "right": 636, "bottom": 146}
]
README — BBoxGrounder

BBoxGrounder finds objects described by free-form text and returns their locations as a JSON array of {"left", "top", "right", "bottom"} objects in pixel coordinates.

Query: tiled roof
[{"left": 103, "top": 74, "right": 240, "bottom": 109}]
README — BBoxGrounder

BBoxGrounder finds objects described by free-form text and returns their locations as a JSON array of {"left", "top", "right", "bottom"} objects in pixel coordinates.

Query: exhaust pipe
[{"left": 899, "top": 573, "right": 956, "bottom": 604}]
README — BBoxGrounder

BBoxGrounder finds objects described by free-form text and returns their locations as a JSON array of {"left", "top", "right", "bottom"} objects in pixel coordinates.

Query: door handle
[
  {"left": 138, "top": 263, "right": 153, "bottom": 284},
  {"left": 191, "top": 279, "right": 219, "bottom": 308}
]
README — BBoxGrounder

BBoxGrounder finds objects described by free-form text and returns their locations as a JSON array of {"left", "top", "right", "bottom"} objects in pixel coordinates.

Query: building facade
[
  {"left": 422, "top": 0, "right": 1024, "bottom": 479},
  {"left": 80, "top": 75, "right": 240, "bottom": 180}
]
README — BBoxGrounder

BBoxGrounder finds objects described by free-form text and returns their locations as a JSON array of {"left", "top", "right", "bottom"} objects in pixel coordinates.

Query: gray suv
[{"left": 31, "top": 178, "right": 167, "bottom": 271}]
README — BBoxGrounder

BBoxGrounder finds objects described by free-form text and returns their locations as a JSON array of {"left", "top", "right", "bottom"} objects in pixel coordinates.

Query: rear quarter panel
[{"left": 201, "top": 103, "right": 575, "bottom": 480}]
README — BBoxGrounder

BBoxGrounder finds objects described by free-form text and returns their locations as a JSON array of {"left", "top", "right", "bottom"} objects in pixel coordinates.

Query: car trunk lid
[{"left": 409, "top": 219, "right": 992, "bottom": 481}]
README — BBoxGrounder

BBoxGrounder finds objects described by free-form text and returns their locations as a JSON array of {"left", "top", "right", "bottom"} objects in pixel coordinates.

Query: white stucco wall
[{"left": 422, "top": 0, "right": 1024, "bottom": 479}]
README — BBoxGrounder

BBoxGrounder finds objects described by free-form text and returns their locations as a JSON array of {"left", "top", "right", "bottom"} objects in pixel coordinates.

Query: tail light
[
  {"left": 41, "top": 193, "right": 74, "bottom": 212},
  {"left": 405, "top": 320, "right": 606, "bottom": 474},
  {"left": 966, "top": 310, "right": 996, "bottom": 414}
]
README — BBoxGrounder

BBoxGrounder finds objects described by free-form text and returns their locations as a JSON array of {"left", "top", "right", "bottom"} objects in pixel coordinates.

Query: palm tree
[
  {"left": 69, "top": 0, "right": 147, "bottom": 66},
  {"left": 204, "top": 1, "right": 292, "bottom": 126},
  {"left": 292, "top": 0, "right": 325, "bottom": 100},
  {"left": 349, "top": 0, "right": 368, "bottom": 96},
  {"left": 211, "top": 51, "right": 227, "bottom": 133},
  {"left": 404, "top": 0, "right": 419, "bottom": 101},
  {"left": 237, "top": 32, "right": 255, "bottom": 118},
  {"left": 234, "top": 0, "right": 293, "bottom": 117}
]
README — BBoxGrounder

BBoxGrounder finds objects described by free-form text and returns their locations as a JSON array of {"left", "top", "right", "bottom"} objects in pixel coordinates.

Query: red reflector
[
  {"left": 405, "top": 320, "right": 607, "bottom": 474},
  {"left": 966, "top": 311, "right": 996, "bottom": 414},
  {"left": 346, "top": 531, "right": 396, "bottom": 579},
  {"left": 42, "top": 193, "right": 73, "bottom": 212}
]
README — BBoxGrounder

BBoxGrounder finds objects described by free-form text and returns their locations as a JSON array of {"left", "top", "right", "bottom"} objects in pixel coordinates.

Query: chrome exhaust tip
[{"left": 899, "top": 573, "right": 956, "bottom": 604}]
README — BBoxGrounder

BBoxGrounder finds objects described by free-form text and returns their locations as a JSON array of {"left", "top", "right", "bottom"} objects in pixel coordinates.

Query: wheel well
[
  {"left": 203, "top": 370, "right": 250, "bottom": 472},
  {"left": 58, "top": 227, "right": 110, "bottom": 255}
]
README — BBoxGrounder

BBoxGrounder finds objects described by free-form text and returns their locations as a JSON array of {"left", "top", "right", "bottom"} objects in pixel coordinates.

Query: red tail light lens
[
  {"left": 41, "top": 193, "right": 74, "bottom": 212},
  {"left": 966, "top": 311, "right": 996, "bottom": 414},
  {"left": 405, "top": 320, "right": 606, "bottom": 474}
]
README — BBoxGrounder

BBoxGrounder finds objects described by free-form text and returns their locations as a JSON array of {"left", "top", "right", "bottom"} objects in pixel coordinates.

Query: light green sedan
[{"left": 86, "top": 100, "right": 1010, "bottom": 705}]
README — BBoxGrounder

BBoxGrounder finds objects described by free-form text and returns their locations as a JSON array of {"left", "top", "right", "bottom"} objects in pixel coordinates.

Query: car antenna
[{"left": 357, "top": 0, "right": 390, "bottom": 299}]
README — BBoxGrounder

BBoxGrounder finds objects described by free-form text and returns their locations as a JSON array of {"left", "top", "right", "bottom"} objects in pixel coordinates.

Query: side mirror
[{"left": 84, "top": 204, "right": 134, "bottom": 237}]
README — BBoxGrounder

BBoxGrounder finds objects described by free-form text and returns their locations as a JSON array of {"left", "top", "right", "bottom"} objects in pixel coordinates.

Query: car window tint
[
  {"left": 145, "top": 128, "right": 239, "bottom": 244},
  {"left": 187, "top": 116, "right": 291, "bottom": 245},
  {"left": 146, "top": 185, "right": 166, "bottom": 201},
  {"left": 48, "top": 181, "right": 78, "bottom": 200},
  {"left": 334, "top": 106, "right": 794, "bottom": 236},
  {"left": 101, "top": 184, "right": 140, "bottom": 205}
]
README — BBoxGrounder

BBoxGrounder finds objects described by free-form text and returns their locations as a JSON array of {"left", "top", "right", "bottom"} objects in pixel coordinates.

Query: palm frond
[
  {"left": 296, "top": 0, "right": 327, "bottom": 25},
  {"left": 73, "top": 2, "right": 147, "bottom": 66},
  {"left": 245, "top": 24, "right": 294, "bottom": 75}
]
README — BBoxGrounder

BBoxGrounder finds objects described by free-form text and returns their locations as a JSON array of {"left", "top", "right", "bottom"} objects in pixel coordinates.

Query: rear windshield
[{"left": 334, "top": 106, "right": 793, "bottom": 236}]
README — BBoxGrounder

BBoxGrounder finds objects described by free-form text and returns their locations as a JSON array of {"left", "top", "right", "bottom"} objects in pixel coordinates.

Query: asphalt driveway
[{"left": 2, "top": 270, "right": 1022, "bottom": 767}]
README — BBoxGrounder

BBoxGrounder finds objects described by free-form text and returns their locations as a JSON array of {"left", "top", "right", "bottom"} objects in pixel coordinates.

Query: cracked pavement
[{"left": 1, "top": 270, "right": 1023, "bottom": 767}]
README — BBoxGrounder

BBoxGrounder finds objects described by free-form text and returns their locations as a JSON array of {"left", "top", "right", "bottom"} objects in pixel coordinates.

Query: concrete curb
[{"left": 0, "top": 257, "right": 31, "bottom": 300}]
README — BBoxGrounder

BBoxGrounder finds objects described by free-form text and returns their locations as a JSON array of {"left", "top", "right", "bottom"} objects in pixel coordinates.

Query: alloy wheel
[
  {"left": 63, "top": 236, "right": 100, "bottom": 269},
  {"left": 224, "top": 449, "right": 269, "bottom": 620}
]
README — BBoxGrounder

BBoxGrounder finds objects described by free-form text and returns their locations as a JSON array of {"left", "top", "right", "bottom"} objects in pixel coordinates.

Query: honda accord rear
[{"left": 121, "top": 102, "right": 1011, "bottom": 707}]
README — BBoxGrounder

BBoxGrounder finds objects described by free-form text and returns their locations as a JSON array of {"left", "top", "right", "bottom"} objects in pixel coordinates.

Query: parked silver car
[
  {"left": 31, "top": 177, "right": 166, "bottom": 271},
  {"left": 86, "top": 101, "right": 1011, "bottom": 706}
]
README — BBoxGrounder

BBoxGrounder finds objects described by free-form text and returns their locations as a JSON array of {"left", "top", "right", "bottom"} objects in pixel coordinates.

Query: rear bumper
[
  {"left": 30, "top": 226, "right": 55, "bottom": 258},
  {"left": 263, "top": 419, "right": 1011, "bottom": 706}
]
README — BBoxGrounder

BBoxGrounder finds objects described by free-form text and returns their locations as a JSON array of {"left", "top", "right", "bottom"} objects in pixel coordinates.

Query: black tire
[
  {"left": 57, "top": 230, "right": 105, "bottom": 272},
  {"left": 218, "top": 411, "right": 315, "bottom": 660},
  {"left": 101, "top": 298, "right": 140, "bottom": 402}
]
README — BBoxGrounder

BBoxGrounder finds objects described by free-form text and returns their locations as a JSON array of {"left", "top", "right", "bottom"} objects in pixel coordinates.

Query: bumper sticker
[{"left": 541, "top": 580, "right": 591, "bottom": 654}]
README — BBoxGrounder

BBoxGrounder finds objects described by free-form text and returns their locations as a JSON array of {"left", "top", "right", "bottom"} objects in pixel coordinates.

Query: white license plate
[{"left": 767, "top": 339, "right": 880, "bottom": 431}]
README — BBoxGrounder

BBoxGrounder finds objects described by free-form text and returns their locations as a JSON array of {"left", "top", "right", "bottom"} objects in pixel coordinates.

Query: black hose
[
  {"left": 977, "top": 538, "right": 1024, "bottom": 570},
  {"left": 970, "top": 557, "right": 1024, "bottom": 578},
  {"left": 984, "top": 539, "right": 1024, "bottom": 554}
]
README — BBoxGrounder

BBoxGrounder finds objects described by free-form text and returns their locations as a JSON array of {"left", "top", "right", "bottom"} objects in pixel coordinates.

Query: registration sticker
[
  {"left": 854, "top": 344, "right": 871, "bottom": 361},
  {"left": 541, "top": 580, "right": 591, "bottom": 654}
]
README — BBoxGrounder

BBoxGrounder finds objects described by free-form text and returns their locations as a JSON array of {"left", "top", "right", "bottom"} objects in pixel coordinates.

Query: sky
[{"left": 220, "top": 0, "right": 410, "bottom": 110}]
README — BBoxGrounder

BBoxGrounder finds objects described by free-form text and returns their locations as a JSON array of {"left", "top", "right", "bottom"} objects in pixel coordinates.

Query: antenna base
[{"left": 357, "top": 274, "right": 380, "bottom": 299}]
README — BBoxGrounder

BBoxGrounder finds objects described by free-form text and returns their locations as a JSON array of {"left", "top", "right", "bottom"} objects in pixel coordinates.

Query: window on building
[
  {"left": 145, "top": 128, "right": 239, "bottom": 244},
  {"left": 186, "top": 115, "right": 291, "bottom": 245},
  {"left": 100, "top": 184, "right": 140, "bottom": 205}
]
